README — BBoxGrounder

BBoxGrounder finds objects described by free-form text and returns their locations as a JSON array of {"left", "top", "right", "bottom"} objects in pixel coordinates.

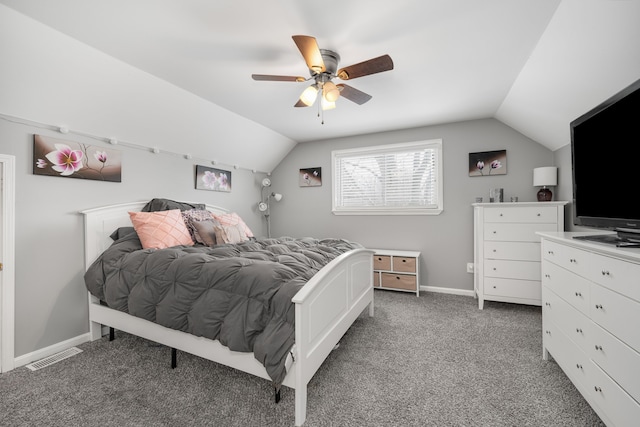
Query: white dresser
[
  {"left": 473, "top": 202, "right": 567, "bottom": 309},
  {"left": 539, "top": 232, "right": 640, "bottom": 427}
]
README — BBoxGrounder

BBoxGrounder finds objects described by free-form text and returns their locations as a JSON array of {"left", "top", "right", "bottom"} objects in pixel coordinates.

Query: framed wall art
[
  {"left": 33, "top": 134, "right": 122, "bottom": 182},
  {"left": 299, "top": 167, "right": 321, "bottom": 186},
  {"left": 469, "top": 150, "right": 507, "bottom": 177},
  {"left": 195, "top": 165, "right": 231, "bottom": 192}
]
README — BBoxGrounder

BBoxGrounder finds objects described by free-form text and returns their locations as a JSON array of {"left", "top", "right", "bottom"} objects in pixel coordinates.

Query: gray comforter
[{"left": 84, "top": 231, "right": 362, "bottom": 386}]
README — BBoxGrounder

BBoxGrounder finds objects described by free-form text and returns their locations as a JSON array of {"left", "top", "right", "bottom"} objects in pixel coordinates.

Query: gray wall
[{"left": 267, "top": 118, "right": 557, "bottom": 293}]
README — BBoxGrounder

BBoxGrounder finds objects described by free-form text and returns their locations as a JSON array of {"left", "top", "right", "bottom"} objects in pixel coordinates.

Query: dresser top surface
[
  {"left": 538, "top": 231, "right": 640, "bottom": 263},
  {"left": 473, "top": 201, "right": 568, "bottom": 208}
]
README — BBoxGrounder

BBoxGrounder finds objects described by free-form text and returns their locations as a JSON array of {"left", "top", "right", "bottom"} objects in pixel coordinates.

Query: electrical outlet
[{"left": 466, "top": 263, "right": 474, "bottom": 273}]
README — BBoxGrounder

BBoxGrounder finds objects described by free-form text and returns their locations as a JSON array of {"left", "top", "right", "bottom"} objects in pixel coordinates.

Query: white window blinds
[{"left": 332, "top": 139, "right": 443, "bottom": 215}]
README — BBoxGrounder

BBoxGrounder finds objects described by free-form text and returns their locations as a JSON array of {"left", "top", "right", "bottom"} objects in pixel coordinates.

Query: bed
[{"left": 81, "top": 200, "right": 374, "bottom": 426}]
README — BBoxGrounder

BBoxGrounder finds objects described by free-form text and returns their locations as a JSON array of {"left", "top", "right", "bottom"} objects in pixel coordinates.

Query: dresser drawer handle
[
  {"left": 569, "top": 258, "right": 576, "bottom": 263},
  {"left": 545, "top": 330, "right": 551, "bottom": 335},
  {"left": 576, "top": 328, "right": 583, "bottom": 333},
  {"left": 576, "top": 364, "right": 583, "bottom": 370},
  {"left": 545, "top": 302, "right": 551, "bottom": 307},
  {"left": 547, "top": 250, "right": 554, "bottom": 255},
  {"left": 575, "top": 292, "right": 582, "bottom": 297},
  {"left": 594, "top": 386, "right": 602, "bottom": 393},
  {"left": 545, "top": 274, "right": 550, "bottom": 278},
  {"left": 595, "top": 304, "right": 603, "bottom": 309},
  {"left": 595, "top": 345, "right": 603, "bottom": 351},
  {"left": 601, "top": 270, "right": 610, "bottom": 276},
  {"left": 537, "top": 213, "right": 541, "bottom": 216}
]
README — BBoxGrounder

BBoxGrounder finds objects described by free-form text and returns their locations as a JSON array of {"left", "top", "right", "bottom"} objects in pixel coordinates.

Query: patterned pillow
[
  {"left": 213, "top": 223, "right": 248, "bottom": 244},
  {"left": 191, "top": 219, "right": 220, "bottom": 246},
  {"left": 212, "top": 212, "right": 254, "bottom": 238},
  {"left": 128, "top": 209, "right": 194, "bottom": 249},
  {"left": 181, "top": 209, "right": 216, "bottom": 243}
]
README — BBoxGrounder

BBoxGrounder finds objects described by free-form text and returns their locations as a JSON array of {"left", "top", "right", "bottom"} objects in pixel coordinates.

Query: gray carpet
[{"left": 0, "top": 291, "right": 604, "bottom": 426}]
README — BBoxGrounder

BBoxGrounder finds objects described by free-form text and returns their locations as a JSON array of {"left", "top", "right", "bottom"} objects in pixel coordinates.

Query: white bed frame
[{"left": 81, "top": 202, "right": 374, "bottom": 426}]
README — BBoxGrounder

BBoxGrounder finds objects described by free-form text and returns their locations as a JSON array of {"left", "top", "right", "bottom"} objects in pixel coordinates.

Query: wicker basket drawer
[
  {"left": 373, "top": 255, "right": 391, "bottom": 270},
  {"left": 392, "top": 256, "right": 417, "bottom": 273},
  {"left": 381, "top": 273, "right": 417, "bottom": 291}
]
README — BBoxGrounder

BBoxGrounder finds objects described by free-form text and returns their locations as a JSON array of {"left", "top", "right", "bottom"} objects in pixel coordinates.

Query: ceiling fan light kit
[
  {"left": 252, "top": 35, "right": 393, "bottom": 121},
  {"left": 323, "top": 80, "right": 340, "bottom": 102},
  {"left": 321, "top": 97, "right": 336, "bottom": 111},
  {"left": 299, "top": 84, "right": 319, "bottom": 106}
]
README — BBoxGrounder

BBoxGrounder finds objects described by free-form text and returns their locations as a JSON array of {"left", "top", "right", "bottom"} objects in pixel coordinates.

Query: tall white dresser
[
  {"left": 473, "top": 202, "right": 567, "bottom": 309},
  {"left": 539, "top": 232, "right": 640, "bottom": 427}
]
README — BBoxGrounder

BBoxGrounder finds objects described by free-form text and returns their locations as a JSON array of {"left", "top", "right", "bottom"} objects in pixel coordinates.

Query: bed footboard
[{"left": 291, "top": 247, "right": 374, "bottom": 426}]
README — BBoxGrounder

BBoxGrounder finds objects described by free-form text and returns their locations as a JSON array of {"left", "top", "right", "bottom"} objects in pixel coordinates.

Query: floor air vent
[{"left": 26, "top": 347, "right": 83, "bottom": 371}]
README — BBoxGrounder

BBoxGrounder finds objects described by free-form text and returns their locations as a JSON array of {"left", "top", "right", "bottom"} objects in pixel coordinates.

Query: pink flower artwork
[
  {"left": 299, "top": 167, "right": 322, "bottom": 186},
  {"left": 45, "top": 143, "right": 84, "bottom": 176},
  {"left": 195, "top": 165, "right": 232, "bottom": 192},
  {"left": 468, "top": 150, "right": 507, "bottom": 177},
  {"left": 33, "top": 135, "right": 122, "bottom": 182}
]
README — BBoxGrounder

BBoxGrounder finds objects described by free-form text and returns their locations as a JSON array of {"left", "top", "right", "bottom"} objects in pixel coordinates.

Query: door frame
[{"left": 0, "top": 154, "right": 15, "bottom": 372}]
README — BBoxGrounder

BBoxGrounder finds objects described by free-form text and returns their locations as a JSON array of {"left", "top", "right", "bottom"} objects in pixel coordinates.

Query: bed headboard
[{"left": 80, "top": 201, "right": 228, "bottom": 270}]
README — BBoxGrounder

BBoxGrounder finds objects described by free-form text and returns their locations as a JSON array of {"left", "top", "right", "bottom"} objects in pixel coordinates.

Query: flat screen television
[{"left": 571, "top": 78, "right": 640, "bottom": 247}]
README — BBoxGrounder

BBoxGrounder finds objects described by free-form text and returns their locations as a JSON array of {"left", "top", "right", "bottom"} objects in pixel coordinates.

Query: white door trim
[{"left": 0, "top": 154, "right": 15, "bottom": 372}]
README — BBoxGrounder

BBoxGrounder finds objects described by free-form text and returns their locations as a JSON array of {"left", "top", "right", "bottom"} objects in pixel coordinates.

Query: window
[{"left": 332, "top": 139, "right": 443, "bottom": 215}]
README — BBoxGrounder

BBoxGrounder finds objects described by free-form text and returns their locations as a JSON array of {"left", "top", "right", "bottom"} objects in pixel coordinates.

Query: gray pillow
[
  {"left": 141, "top": 198, "right": 205, "bottom": 212},
  {"left": 109, "top": 226, "right": 137, "bottom": 241},
  {"left": 191, "top": 219, "right": 221, "bottom": 246},
  {"left": 181, "top": 209, "right": 216, "bottom": 243}
]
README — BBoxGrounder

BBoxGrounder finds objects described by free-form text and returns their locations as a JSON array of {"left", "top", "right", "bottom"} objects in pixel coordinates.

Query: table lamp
[{"left": 533, "top": 167, "right": 557, "bottom": 202}]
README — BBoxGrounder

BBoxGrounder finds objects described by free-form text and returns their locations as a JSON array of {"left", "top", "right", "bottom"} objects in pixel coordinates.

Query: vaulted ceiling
[{"left": 2, "top": 0, "right": 639, "bottom": 152}]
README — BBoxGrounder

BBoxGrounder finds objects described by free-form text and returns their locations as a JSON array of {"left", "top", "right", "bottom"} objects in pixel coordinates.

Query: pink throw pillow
[
  {"left": 213, "top": 212, "right": 254, "bottom": 238},
  {"left": 129, "top": 209, "right": 194, "bottom": 249}
]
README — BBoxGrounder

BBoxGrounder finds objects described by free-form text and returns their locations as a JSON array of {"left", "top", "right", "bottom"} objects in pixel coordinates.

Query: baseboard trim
[
  {"left": 13, "top": 333, "right": 91, "bottom": 369},
  {"left": 421, "top": 285, "right": 475, "bottom": 297}
]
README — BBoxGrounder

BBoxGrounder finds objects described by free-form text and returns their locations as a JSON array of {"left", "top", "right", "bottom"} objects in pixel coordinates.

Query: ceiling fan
[{"left": 252, "top": 35, "right": 393, "bottom": 111}]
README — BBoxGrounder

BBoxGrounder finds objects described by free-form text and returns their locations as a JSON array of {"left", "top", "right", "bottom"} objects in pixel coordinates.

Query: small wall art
[
  {"left": 195, "top": 165, "right": 231, "bottom": 192},
  {"left": 469, "top": 149, "right": 507, "bottom": 177},
  {"left": 33, "top": 134, "right": 122, "bottom": 182},
  {"left": 299, "top": 167, "right": 322, "bottom": 187}
]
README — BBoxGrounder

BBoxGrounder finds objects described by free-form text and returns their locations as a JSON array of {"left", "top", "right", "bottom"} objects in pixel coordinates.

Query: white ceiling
[{"left": 2, "top": 0, "right": 639, "bottom": 151}]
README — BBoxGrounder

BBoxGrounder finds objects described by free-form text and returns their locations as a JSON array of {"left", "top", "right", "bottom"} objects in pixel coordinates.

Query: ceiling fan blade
[
  {"left": 252, "top": 74, "right": 306, "bottom": 82},
  {"left": 292, "top": 35, "right": 325, "bottom": 73},
  {"left": 337, "top": 84, "right": 372, "bottom": 105},
  {"left": 337, "top": 54, "right": 394, "bottom": 80}
]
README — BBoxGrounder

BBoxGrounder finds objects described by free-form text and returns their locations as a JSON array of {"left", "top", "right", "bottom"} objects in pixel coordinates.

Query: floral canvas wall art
[
  {"left": 299, "top": 167, "right": 321, "bottom": 186},
  {"left": 469, "top": 150, "right": 507, "bottom": 177},
  {"left": 33, "top": 134, "right": 122, "bottom": 182},
  {"left": 195, "top": 165, "right": 231, "bottom": 192}
]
